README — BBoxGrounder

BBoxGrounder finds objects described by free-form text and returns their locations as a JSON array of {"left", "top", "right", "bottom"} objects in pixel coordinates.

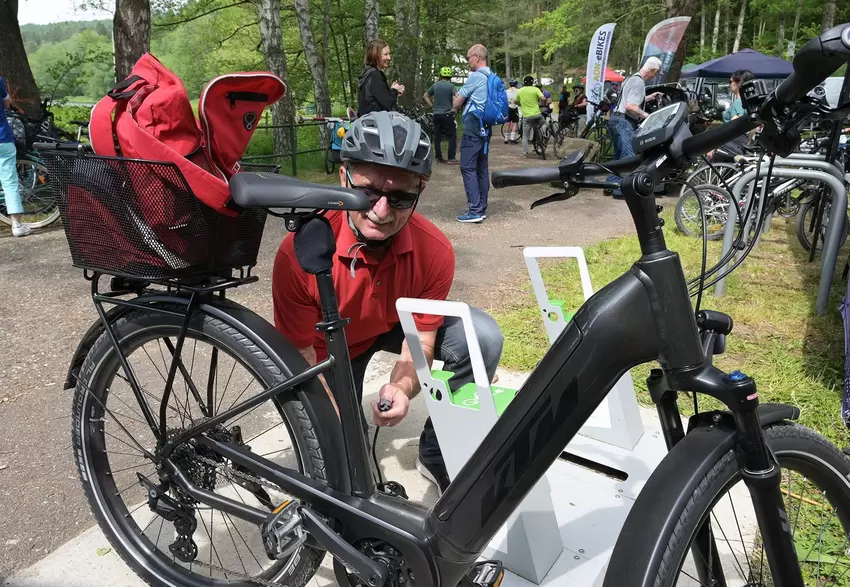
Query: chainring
[{"left": 342, "top": 539, "right": 415, "bottom": 587}]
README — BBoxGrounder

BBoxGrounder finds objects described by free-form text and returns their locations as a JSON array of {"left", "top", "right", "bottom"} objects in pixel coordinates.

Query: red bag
[{"left": 90, "top": 53, "right": 285, "bottom": 216}]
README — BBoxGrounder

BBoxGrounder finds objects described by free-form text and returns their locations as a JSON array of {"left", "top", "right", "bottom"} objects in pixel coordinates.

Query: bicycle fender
[
  {"left": 601, "top": 402, "right": 799, "bottom": 587},
  {"left": 63, "top": 294, "right": 184, "bottom": 390},
  {"left": 64, "top": 304, "right": 134, "bottom": 390}
]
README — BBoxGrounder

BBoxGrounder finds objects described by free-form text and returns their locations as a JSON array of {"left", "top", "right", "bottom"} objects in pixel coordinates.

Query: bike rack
[
  {"left": 523, "top": 247, "right": 643, "bottom": 450},
  {"left": 714, "top": 159, "right": 847, "bottom": 315},
  {"left": 396, "top": 247, "right": 667, "bottom": 586},
  {"left": 395, "top": 298, "right": 563, "bottom": 584}
]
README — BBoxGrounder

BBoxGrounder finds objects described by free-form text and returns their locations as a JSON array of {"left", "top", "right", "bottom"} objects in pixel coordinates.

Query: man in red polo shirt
[{"left": 272, "top": 111, "right": 503, "bottom": 494}]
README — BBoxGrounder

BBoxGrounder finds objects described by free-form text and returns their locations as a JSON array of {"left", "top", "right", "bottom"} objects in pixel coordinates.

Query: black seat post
[{"left": 292, "top": 215, "right": 375, "bottom": 496}]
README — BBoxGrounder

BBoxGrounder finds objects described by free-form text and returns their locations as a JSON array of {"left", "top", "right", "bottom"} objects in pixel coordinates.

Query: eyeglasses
[{"left": 346, "top": 169, "right": 421, "bottom": 210}]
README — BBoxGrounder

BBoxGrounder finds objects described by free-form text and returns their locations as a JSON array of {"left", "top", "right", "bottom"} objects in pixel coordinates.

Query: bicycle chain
[{"left": 171, "top": 454, "right": 296, "bottom": 587}]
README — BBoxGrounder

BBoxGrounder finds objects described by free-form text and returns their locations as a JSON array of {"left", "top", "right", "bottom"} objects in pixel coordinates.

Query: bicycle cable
[
  {"left": 372, "top": 425, "right": 384, "bottom": 487},
  {"left": 692, "top": 154, "right": 758, "bottom": 276},
  {"left": 685, "top": 154, "right": 766, "bottom": 291},
  {"left": 690, "top": 154, "right": 778, "bottom": 294}
]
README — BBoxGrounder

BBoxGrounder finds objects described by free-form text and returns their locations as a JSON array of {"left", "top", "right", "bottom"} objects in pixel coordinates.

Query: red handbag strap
[{"left": 89, "top": 96, "right": 120, "bottom": 157}]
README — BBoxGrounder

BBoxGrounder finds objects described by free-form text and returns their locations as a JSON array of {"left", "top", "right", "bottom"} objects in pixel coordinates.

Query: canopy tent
[
  {"left": 581, "top": 67, "right": 624, "bottom": 83},
  {"left": 680, "top": 48, "right": 793, "bottom": 79}
]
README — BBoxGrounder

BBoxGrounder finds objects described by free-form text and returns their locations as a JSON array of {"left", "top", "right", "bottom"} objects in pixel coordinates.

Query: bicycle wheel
[
  {"left": 324, "top": 146, "right": 335, "bottom": 175},
  {"left": 684, "top": 162, "right": 739, "bottom": 189},
  {"left": 674, "top": 183, "right": 735, "bottom": 240},
  {"left": 796, "top": 195, "right": 849, "bottom": 252},
  {"left": 72, "top": 304, "right": 341, "bottom": 587},
  {"left": 553, "top": 127, "right": 568, "bottom": 159},
  {"left": 0, "top": 157, "right": 59, "bottom": 228},
  {"left": 648, "top": 423, "right": 850, "bottom": 586}
]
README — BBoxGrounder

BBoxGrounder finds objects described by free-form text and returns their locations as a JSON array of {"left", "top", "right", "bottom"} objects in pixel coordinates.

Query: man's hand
[{"left": 371, "top": 383, "right": 410, "bottom": 427}]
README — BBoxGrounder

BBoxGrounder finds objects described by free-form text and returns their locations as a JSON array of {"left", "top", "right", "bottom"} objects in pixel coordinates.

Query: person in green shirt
[
  {"left": 516, "top": 75, "right": 548, "bottom": 157},
  {"left": 708, "top": 69, "right": 754, "bottom": 162},
  {"left": 723, "top": 69, "right": 754, "bottom": 122}
]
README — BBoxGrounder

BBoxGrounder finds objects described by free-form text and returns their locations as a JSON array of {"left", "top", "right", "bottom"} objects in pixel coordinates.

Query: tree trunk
[
  {"left": 700, "top": 3, "right": 706, "bottom": 50},
  {"left": 409, "top": 0, "right": 420, "bottom": 101},
  {"left": 294, "top": 0, "right": 331, "bottom": 144},
  {"left": 790, "top": 0, "right": 801, "bottom": 49},
  {"left": 711, "top": 4, "right": 720, "bottom": 53},
  {"left": 256, "top": 0, "right": 294, "bottom": 157},
  {"left": 776, "top": 15, "right": 785, "bottom": 57},
  {"left": 732, "top": 0, "right": 746, "bottom": 53},
  {"left": 393, "top": 0, "right": 407, "bottom": 106},
  {"left": 723, "top": 1, "right": 729, "bottom": 54},
  {"left": 0, "top": 0, "right": 40, "bottom": 118},
  {"left": 662, "top": 0, "right": 699, "bottom": 82},
  {"left": 365, "top": 0, "right": 379, "bottom": 45},
  {"left": 323, "top": 0, "right": 330, "bottom": 71},
  {"left": 335, "top": 0, "right": 355, "bottom": 102},
  {"left": 505, "top": 30, "right": 511, "bottom": 81},
  {"left": 330, "top": 24, "right": 349, "bottom": 106},
  {"left": 821, "top": 0, "right": 836, "bottom": 33},
  {"left": 113, "top": 0, "right": 150, "bottom": 82}
]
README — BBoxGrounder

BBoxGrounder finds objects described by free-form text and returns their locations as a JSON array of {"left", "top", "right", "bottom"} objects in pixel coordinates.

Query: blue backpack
[{"left": 477, "top": 73, "right": 509, "bottom": 127}]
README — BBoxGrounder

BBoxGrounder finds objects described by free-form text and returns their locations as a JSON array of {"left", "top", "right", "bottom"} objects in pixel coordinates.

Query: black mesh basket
[
  {"left": 239, "top": 161, "right": 281, "bottom": 174},
  {"left": 43, "top": 152, "right": 268, "bottom": 281}
]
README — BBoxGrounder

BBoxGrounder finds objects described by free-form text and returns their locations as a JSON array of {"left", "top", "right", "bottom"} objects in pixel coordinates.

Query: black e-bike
[{"left": 56, "top": 23, "right": 850, "bottom": 587}]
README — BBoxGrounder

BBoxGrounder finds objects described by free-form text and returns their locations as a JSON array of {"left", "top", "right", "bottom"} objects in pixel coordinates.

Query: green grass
[{"left": 493, "top": 210, "right": 850, "bottom": 447}]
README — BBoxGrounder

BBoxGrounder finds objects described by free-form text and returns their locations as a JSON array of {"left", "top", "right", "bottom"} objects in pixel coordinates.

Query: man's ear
[{"left": 338, "top": 163, "right": 347, "bottom": 188}]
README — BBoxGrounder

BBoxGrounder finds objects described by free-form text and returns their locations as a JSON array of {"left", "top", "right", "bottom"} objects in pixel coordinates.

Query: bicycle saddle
[
  {"left": 229, "top": 172, "right": 371, "bottom": 211},
  {"left": 70, "top": 120, "right": 90, "bottom": 128}
]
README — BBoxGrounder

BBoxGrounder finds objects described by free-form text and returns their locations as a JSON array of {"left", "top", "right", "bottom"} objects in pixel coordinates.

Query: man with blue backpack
[{"left": 452, "top": 44, "right": 508, "bottom": 223}]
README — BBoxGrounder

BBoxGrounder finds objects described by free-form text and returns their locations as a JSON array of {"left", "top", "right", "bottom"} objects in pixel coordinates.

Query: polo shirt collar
[{"left": 337, "top": 214, "right": 413, "bottom": 265}]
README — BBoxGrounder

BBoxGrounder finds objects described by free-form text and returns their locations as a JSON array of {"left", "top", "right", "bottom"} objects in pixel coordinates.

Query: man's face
[
  {"left": 466, "top": 50, "right": 481, "bottom": 72},
  {"left": 339, "top": 163, "right": 424, "bottom": 242}
]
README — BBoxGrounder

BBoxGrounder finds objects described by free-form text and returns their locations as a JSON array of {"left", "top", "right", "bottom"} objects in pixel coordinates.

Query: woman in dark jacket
[{"left": 358, "top": 40, "right": 405, "bottom": 116}]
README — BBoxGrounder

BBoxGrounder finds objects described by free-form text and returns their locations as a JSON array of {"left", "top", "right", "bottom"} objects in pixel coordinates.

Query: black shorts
[{"left": 508, "top": 108, "right": 519, "bottom": 123}]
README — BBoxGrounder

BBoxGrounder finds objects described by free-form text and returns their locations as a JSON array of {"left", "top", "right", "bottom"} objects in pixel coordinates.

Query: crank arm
[{"left": 300, "top": 507, "right": 388, "bottom": 587}]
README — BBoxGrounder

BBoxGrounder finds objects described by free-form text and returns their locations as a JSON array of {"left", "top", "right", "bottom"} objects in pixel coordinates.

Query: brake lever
[{"left": 530, "top": 184, "right": 579, "bottom": 209}]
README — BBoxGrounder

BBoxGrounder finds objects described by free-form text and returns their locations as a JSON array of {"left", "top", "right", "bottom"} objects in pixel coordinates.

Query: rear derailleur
[{"left": 138, "top": 473, "right": 198, "bottom": 563}]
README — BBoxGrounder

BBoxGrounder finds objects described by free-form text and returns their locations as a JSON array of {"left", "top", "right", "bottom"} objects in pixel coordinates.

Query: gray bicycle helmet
[{"left": 340, "top": 111, "right": 433, "bottom": 178}]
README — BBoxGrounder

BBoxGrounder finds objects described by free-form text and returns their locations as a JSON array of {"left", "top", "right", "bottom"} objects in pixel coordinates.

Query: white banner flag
[{"left": 586, "top": 23, "right": 616, "bottom": 122}]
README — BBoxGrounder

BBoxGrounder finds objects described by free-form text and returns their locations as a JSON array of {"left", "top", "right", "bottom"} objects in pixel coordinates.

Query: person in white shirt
[{"left": 504, "top": 79, "right": 520, "bottom": 144}]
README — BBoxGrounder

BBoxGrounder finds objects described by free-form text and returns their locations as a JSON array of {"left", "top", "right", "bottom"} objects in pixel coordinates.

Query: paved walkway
[{"left": 0, "top": 137, "right": 635, "bottom": 581}]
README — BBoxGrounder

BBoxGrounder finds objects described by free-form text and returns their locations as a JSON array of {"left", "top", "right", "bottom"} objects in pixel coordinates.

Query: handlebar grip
[
  {"left": 492, "top": 166, "right": 562, "bottom": 188},
  {"left": 775, "top": 23, "right": 850, "bottom": 105},
  {"left": 681, "top": 117, "right": 758, "bottom": 159}
]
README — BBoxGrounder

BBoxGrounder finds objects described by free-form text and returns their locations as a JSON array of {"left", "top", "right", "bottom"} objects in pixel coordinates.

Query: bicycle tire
[
  {"left": 607, "top": 422, "right": 850, "bottom": 587},
  {"left": 324, "top": 146, "right": 335, "bottom": 175},
  {"left": 72, "top": 304, "right": 342, "bottom": 587},
  {"left": 655, "top": 423, "right": 850, "bottom": 586},
  {"left": 796, "top": 196, "right": 849, "bottom": 252},
  {"left": 0, "top": 157, "right": 59, "bottom": 228}
]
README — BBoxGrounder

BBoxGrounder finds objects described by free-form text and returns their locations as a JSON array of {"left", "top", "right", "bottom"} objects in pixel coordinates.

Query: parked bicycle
[
  {"left": 41, "top": 23, "right": 850, "bottom": 587},
  {"left": 1, "top": 101, "right": 85, "bottom": 229}
]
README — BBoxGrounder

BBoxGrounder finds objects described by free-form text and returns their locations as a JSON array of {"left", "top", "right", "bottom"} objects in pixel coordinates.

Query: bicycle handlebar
[{"left": 680, "top": 116, "right": 759, "bottom": 160}]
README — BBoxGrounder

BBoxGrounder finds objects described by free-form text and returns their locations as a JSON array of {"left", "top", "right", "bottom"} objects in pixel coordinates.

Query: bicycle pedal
[
  {"left": 261, "top": 500, "right": 306, "bottom": 560},
  {"left": 463, "top": 560, "right": 505, "bottom": 587}
]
